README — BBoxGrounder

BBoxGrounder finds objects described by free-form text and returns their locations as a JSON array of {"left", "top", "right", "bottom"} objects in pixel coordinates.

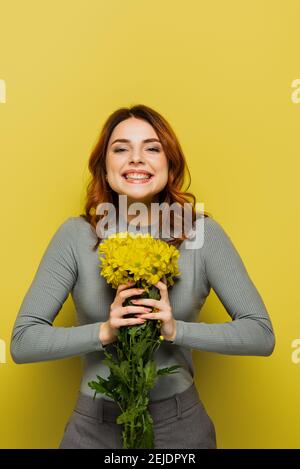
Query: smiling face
[{"left": 105, "top": 117, "right": 169, "bottom": 209}]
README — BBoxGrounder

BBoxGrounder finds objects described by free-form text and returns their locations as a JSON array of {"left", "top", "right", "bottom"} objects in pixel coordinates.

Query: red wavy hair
[{"left": 80, "top": 104, "right": 212, "bottom": 250}]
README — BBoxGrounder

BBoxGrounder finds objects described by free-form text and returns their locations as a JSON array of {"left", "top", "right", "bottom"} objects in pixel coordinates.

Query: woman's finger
[
  {"left": 131, "top": 298, "right": 160, "bottom": 308},
  {"left": 116, "top": 281, "right": 136, "bottom": 293},
  {"left": 118, "top": 287, "right": 145, "bottom": 302},
  {"left": 114, "top": 283, "right": 144, "bottom": 307},
  {"left": 138, "top": 311, "right": 163, "bottom": 320},
  {"left": 124, "top": 317, "right": 147, "bottom": 326},
  {"left": 121, "top": 305, "right": 152, "bottom": 317},
  {"left": 154, "top": 280, "right": 168, "bottom": 301}
]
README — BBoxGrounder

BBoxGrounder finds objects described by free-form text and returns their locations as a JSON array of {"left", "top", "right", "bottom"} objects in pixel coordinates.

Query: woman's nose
[{"left": 129, "top": 151, "right": 145, "bottom": 163}]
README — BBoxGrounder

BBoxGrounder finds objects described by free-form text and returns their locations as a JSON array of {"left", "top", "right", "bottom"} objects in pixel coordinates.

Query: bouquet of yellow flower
[{"left": 88, "top": 231, "right": 182, "bottom": 449}]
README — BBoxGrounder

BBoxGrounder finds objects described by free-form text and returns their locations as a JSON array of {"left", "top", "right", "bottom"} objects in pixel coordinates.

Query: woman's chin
[{"left": 119, "top": 186, "right": 154, "bottom": 199}]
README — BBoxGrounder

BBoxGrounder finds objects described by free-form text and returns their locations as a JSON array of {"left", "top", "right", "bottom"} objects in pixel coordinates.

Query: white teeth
[{"left": 124, "top": 173, "right": 152, "bottom": 180}]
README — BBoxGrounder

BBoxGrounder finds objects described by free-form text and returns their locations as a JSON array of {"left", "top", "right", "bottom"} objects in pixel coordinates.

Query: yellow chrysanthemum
[{"left": 98, "top": 231, "right": 180, "bottom": 289}]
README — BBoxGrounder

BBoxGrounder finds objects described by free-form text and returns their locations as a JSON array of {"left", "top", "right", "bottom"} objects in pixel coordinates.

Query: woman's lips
[{"left": 122, "top": 175, "right": 154, "bottom": 184}]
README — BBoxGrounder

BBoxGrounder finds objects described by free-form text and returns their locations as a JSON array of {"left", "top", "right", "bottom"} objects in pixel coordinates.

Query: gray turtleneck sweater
[{"left": 10, "top": 215, "right": 275, "bottom": 401}]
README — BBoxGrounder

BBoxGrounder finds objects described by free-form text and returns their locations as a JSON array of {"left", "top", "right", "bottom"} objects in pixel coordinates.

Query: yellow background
[{"left": 1, "top": 0, "right": 299, "bottom": 449}]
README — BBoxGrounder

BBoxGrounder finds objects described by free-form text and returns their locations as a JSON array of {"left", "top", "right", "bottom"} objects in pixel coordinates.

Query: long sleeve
[
  {"left": 172, "top": 217, "right": 276, "bottom": 356},
  {"left": 10, "top": 217, "right": 105, "bottom": 364}
]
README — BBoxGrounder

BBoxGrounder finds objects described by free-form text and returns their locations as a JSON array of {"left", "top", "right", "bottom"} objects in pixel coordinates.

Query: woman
[{"left": 10, "top": 104, "right": 276, "bottom": 449}]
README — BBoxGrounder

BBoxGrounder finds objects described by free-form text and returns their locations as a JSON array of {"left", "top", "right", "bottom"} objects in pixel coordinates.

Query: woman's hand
[
  {"left": 131, "top": 277, "right": 177, "bottom": 342},
  {"left": 99, "top": 281, "right": 152, "bottom": 346}
]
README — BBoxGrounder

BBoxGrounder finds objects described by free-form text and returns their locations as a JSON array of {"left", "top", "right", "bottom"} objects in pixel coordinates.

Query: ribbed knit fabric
[{"left": 10, "top": 215, "right": 275, "bottom": 401}]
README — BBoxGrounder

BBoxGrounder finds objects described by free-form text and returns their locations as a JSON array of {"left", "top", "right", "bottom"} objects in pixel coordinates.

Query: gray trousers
[{"left": 58, "top": 383, "right": 217, "bottom": 449}]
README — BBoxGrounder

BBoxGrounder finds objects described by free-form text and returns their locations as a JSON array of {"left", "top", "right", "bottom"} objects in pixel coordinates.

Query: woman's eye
[
  {"left": 113, "top": 147, "right": 160, "bottom": 153},
  {"left": 147, "top": 147, "right": 160, "bottom": 152},
  {"left": 113, "top": 148, "right": 126, "bottom": 153}
]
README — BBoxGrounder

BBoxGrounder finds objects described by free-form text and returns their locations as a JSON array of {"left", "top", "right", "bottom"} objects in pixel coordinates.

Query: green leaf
[
  {"left": 116, "top": 407, "right": 134, "bottom": 425},
  {"left": 157, "top": 364, "right": 183, "bottom": 376},
  {"left": 88, "top": 380, "right": 108, "bottom": 395},
  {"left": 143, "top": 360, "right": 157, "bottom": 389},
  {"left": 102, "top": 359, "right": 131, "bottom": 388},
  {"left": 136, "top": 411, "right": 154, "bottom": 448}
]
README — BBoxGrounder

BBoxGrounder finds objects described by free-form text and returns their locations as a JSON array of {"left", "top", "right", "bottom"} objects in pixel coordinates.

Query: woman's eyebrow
[{"left": 111, "top": 138, "right": 161, "bottom": 145}]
